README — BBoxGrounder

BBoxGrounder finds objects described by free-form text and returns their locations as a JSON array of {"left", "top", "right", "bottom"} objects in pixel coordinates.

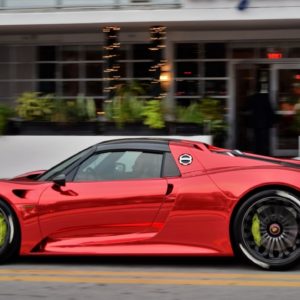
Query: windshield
[{"left": 38, "top": 146, "right": 94, "bottom": 181}]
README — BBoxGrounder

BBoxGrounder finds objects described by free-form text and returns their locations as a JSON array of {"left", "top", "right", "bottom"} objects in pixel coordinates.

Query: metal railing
[{"left": 0, "top": 0, "right": 181, "bottom": 10}]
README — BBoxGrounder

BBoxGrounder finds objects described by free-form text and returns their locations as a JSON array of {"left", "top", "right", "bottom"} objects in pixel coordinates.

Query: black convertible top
[{"left": 96, "top": 138, "right": 174, "bottom": 152}]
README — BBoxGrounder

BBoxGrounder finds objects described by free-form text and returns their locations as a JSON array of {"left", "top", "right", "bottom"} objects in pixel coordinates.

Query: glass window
[
  {"left": 74, "top": 151, "right": 163, "bottom": 181},
  {"left": 38, "top": 63, "right": 56, "bottom": 79},
  {"left": 38, "top": 81, "right": 56, "bottom": 94},
  {"left": 232, "top": 48, "right": 255, "bottom": 59},
  {"left": 175, "top": 43, "right": 198, "bottom": 59},
  {"left": 289, "top": 48, "right": 300, "bottom": 58},
  {"left": 162, "top": 153, "right": 180, "bottom": 177},
  {"left": 133, "top": 44, "right": 152, "bottom": 60},
  {"left": 176, "top": 80, "right": 199, "bottom": 96},
  {"left": 86, "top": 81, "right": 103, "bottom": 96},
  {"left": 86, "top": 63, "right": 103, "bottom": 78},
  {"left": 38, "top": 46, "right": 56, "bottom": 61},
  {"left": 62, "top": 64, "right": 79, "bottom": 78},
  {"left": 205, "top": 80, "right": 227, "bottom": 96},
  {"left": 204, "top": 43, "right": 226, "bottom": 59},
  {"left": 62, "top": 81, "right": 79, "bottom": 96},
  {"left": 133, "top": 62, "right": 152, "bottom": 77},
  {"left": 85, "top": 46, "right": 102, "bottom": 61},
  {"left": 62, "top": 46, "right": 79, "bottom": 61},
  {"left": 205, "top": 62, "right": 226, "bottom": 77},
  {"left": 176, "top": 62, "right": 198, "bottom": 77}
]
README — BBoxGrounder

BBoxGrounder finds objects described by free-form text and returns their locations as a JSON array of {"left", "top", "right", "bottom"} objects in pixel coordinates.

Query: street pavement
[{"left": 1, "top": 256, "right": 300, "bottom": 300}]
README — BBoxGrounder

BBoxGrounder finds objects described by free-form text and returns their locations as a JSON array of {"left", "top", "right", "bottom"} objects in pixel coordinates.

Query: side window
[
  {"left": 73, "top": 151, "right": 163, "bottom": 181},
  {"left": 162, "top": 153, "right": 181, "bottom": 177}
]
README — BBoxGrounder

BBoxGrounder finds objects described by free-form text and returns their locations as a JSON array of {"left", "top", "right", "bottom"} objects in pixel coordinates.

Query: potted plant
[
  {"left": 173, "top": 98, "right": 227, "bottom": 145},
  {"left": 103, "top": 81, "right": 146, "bottom": 134},
  {"left": 0, "top": 104, "right": 14, "bottom": 135},
  {"left": 11, "top": 92, "right": 98, "bottom": 135},
  {"left": 141, "top": 99, "right": 167, "bottom": 134}
]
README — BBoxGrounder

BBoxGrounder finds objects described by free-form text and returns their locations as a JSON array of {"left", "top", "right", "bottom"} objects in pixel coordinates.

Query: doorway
[
  {"left": 271, "top": 64, "right": 300, "bottom": 157},
  {"left": 234, "top": 63, "right": 271, "bottom": 154},
  {"left": 235, "top": 63, "right": 300, "bottom": 157}
]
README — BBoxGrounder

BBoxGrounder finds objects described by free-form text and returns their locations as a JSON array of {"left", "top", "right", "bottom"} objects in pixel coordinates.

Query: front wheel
[
  {"left": 0, "top": 200, "right": 20, "bottom": 263},
  {"left": 232, "top": 190, "right": 300, "bottom": 270}
]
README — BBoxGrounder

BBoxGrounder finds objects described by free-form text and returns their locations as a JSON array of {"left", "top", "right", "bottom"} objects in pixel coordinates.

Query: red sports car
[{"left": 0, "top": 138, "right": 300, "bottom": 270}]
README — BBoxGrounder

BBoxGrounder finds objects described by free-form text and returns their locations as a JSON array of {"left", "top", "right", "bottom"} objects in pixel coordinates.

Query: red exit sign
[{"left": 267, "top": 52, "right": 283, "bottom": 59}]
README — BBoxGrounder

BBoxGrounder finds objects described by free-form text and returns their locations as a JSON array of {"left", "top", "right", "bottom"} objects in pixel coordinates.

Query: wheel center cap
[{"left": 269, "top": 223, "right": 281, "bottom": 236}]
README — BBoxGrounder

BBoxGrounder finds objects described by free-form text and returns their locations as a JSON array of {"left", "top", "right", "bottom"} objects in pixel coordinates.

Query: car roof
[{"left": 95, "top": 138, "right": 203, "bottom": 152}]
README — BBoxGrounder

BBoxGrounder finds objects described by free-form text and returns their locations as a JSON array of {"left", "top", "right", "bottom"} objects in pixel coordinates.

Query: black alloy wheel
[{"left": 233, "top": 190, "right": 300, "bottom": 270}]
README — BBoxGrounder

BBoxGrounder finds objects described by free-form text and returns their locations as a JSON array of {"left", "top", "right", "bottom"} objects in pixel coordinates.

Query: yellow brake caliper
[
  {"left": 251, "top": 213, "right": 262, "bottom": 246},
  {"left": 0, "top": 214, "right": 8, "bottom": 247}
]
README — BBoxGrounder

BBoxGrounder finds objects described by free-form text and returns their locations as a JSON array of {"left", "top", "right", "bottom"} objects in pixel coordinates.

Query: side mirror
[{"left": 53, "top": 174, "right": 66, "bottom": 187}]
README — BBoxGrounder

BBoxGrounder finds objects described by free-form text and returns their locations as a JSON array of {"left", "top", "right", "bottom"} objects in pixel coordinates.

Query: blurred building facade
[{"left": 1, "top": 0, "right": 300, "bottom": 156}]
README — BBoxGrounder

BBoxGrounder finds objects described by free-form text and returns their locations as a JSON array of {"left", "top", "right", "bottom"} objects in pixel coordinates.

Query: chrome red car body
[{"left": 1, "top": 138, "right": 300, "bottom": 262}]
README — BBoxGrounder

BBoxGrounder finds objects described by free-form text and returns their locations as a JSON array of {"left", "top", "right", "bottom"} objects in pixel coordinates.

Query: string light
[
  {"left": 102, "top": 26, "right": 121, "bottom": 99},
  {"left": 149, "top": 25, "right": 167, "bottom": 99}
]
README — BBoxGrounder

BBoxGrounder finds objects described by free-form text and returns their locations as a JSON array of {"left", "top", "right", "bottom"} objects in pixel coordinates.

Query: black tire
[
  {"left": 232, "top": 190, "right": 300, "bottom": 270},
  {"left": 0, "top": 200, "right": 20, "bottom": 263}
]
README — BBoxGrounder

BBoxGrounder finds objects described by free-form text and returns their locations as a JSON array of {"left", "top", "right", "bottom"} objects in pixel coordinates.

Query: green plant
[
  {"left": 53, "top": 96, "right": 97, "bottom": 122},
  {"left": 104, "top": 81, "right": 145, "bottom": 128},
  {"left": 198, "top": 98, "right": 227, "bottom": 135},
  {"left": 176, "top": 98, "right": 227, "bottom": 135},
  {"left": 16, "top": 92, "right": 55, "bottom": 121},
  {"left": 0, "top": 104, "right": 14, "bottom": 135},
  {"left": 16, "top": 92, "right": 97, "bottom": 123},
  {"left": 141, "top": 100, "right": 165, "bottom": 129},
  {"left": 176, "top": 102, "right": 204, "bottom": 125}
]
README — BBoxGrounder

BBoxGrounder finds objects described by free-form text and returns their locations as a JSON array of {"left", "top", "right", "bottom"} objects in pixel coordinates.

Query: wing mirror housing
[{"left": 52, "top": 174, "right": 66, "bottom": 187}]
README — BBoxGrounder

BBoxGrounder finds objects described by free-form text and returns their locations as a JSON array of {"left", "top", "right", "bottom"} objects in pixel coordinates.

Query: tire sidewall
[
  {"left": 233, "top": 189, "right": 300, "bottom": 270},
  {"left": 0, "top": 200, "right": 20, "bottom": 262}
]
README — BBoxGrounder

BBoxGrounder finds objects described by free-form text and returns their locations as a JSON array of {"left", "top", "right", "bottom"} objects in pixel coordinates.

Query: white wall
[
  {"left": 0, "top": 135, "right": 212, "bottom": 179},
  {"left": 1, "top": 1, "right": 300, "bottom": 28},
  {"left": 184, "top": 0, "right": 300, "bottom": 9}
]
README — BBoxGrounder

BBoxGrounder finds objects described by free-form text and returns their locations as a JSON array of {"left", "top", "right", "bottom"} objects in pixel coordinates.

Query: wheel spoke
[{"left": 241, "top": 195, "right": 300, "bottom": 265}]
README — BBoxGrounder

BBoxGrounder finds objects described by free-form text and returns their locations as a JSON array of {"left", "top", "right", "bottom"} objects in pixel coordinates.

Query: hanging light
[{"left": 102, "top": 26, "right": 121, "bottom": 99}]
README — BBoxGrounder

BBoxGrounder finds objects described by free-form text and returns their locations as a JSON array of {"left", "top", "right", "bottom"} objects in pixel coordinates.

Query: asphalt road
[{"left": 1, "top": 256, "right": 300, "bottom": 300}]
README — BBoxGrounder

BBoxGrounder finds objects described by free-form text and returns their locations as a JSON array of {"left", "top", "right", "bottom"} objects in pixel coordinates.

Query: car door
[{"left": 38, "top": 150, "right": 168, "bottom": 249}]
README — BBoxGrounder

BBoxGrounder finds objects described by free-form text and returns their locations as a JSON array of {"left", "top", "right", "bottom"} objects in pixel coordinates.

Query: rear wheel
[
  {"left": 0, "top": 200, "right": 20, "bottom": 263},
  {"left": 233, "top": 190, "right": 300, "bottom": 270}
]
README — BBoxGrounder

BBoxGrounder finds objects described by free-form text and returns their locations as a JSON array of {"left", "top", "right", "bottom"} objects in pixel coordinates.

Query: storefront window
[
  {"left": 85, "top": 46, "right": 102, "bottom": 61},
  {"left": 176, "top": 80, "right": 199, "bottom": 96},
  {"left": 62, "top": 64, "right": 79, "bottom": 78},
  {"left": 133, "top": 62, "right": 153, "bottom": 77},
  {"left": 204, "top": 62, "right": 226, "bottom": 77},
  {"left": 232, "top": 48, "right": 255, "bottom": 59},
  {"left": 86, "top": 63, "right": 103, "bottom": 78},
  {"left": 38, "top": 46, "right": 56, "bottom": 61},
  {"left": 289, "top": 48, "right": 300, "bottom": 58},
  {"left": 175, "top": 43, "right": 199, "bottom": 59},
  {"left": 205, "top": 80, "right": 227, "bottom": 96},
  {"left": 176, "top": 62, "right": 198, "bottom": 77},
  {"left": 62, "top": 81, "right": 79, "bottom": 96},
  {"left": 133, "top": 44, "right": 152, "bottom": 60},
  {"left": 86, "top": 81, "right": 102, "bottom": 97},
  {"left": 62, "top": 46, "right": 79, "bottom": 61},
  {"left": 204, "top": 43, "right": 226, "bottom": 59}
]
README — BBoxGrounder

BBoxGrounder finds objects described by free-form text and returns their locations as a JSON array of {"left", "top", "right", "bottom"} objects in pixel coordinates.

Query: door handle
[{"left": 166, "top": 184, "right": 173, "bottom": 195}]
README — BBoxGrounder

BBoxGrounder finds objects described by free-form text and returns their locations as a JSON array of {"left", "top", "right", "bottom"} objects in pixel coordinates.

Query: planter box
[
  {"left": 6, "top": 120, "right": 208, "bottom": 137},
  {"left": 99, "top": 122, "right": 169, "bottom": 136},
  {"left": 6, "top": 120, "right": 100, "bottom": 135}
]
